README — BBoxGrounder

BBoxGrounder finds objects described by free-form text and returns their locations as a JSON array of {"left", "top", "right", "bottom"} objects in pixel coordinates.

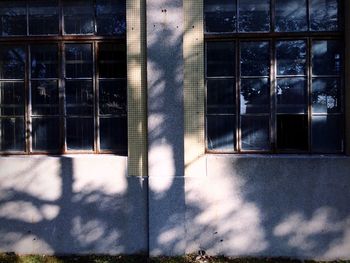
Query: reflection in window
[
  {"left": 0, "top": 1, "right": 26, "bottom": 36},
  {"left": 241, "top": 116, "right": 270, "bottom": 151},
  {"left": 206, "top": 41, "right": 235, "bottom": 77},
  {"left": 204, "top": 0, "right": 236, "bottom": 33},
  {"left": 29, "top": 0, "right": 59, "bottom": 35},
  {"left": 207, "top": 115, "right": 235, "bottom": 151},
  {"left": 276, "top": 40, "right": 307, "bottom": 76},
  {"left": 310, "top": 0, "right": 340, "bottom": 31},
  {"left": 238, "top": 0, "right": 270, "bottom": 32},
  {"left": 277, "top": 78, "right": 307, "bottom": 114},
  {"left": 241, "top": 41, "right": 270, "bottom": 76},
  {"left": 97, "top": 0, "right": 126, "bottom": 35},
  {"left": 63, "top": 0, "right": 94, "bottom": 35},
  {"left": 275, "top": 0, "right": 307, "bottom": 32}
]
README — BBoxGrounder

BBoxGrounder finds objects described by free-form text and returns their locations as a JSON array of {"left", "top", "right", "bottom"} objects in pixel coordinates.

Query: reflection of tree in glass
[
  {"left": 277, "top": 40, "right": 306, "bottom": 76},
  {"left": 310, "top": 0, "right": 338, "bottom": 31},
  {"left": 241, "top": 42, "right": 269, "bottom": 76}
]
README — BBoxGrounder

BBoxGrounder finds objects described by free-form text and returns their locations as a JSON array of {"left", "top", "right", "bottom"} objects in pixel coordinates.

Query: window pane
[
  {"left": 31, "top": 80, "right": 59, "bottom": 115},
  {"left": 204, "top": 0, "right": 236, "bottom": 33},
  {"left": 312, "top": 78, "right": 341, "bottom": 114},
  {"left": 99, "top": 80, "right": 126, "bottom": 115},
  {"left": 312, "top": 40, "right": 342, "bottom": 76},
  {"left": 238, "top": 0, "right": 270, "bottom": 32},
  {"left": 207, "top": 41, "right": 235, "bottom": 77},
  {"left": 0, "top": 82, "right": 24, "bottom": 116},
  {"left": 65, "top": 44, "right": 93, "bottom": 78},
  {"left": 29, "top": 0, "right": 59, "bottom": 35},
  {"left": 66, "top": 80, "right": 93, "bottom": 115},
  {"left": 67, "top": 118, "right": 93, "bottom": 150},
  {"left": 32, "top": 117, "right": 60, "bottom": 151},
  {"left": 241, "top": 41, "right": 270, "bottom": 76},
  {"left": 240, "top": 78, "right": 269, "bottom": 114},
  {"left": 31, "top": 44, "right": 58, "bottom": 79},
  {"left": 0, "top": 1, "right": 26, "bottom": 36},
  {"left": 277, "top": 114, "right": 308, "bottom": 151},
  {"left": 100, "top": 117, "right": 127, "bottom": 152},
  {"left": 277, "top": 78, "right": 307, "bottom": 113},
  {"left": 63, "top": 0, "right": 94, "bottom": 35},
  {"left": 241, "top": 115, "right": 270, "bottom": 151},
  {"left": 207, "top": 115, "right": 235, "bottom": 151},
  {"left": 99, "top": 43, "right": 126, "bottom": 78},
  {"left": 97, "top": 0, "right": 126, "bottom": 35},
  {"left": 275, "top": 0, "right": 307, "bottom": 32},
  {"left": 0, "top": 117, "right": 24, "bottom": 151},
  {"left": 312, "top": 115, "right": 343, "bottom": 152},
  {"left": 0, "top": 46, "right": 25, "bottom": 79},
  {"left": 276, "top": 40, "right": 307, "bottom": 76},
  {"left": 207, "top": 79, "right": 235, "bottom": 114},
  {"left": 310, "top": 0, "right": 340, "bottom": 31}
]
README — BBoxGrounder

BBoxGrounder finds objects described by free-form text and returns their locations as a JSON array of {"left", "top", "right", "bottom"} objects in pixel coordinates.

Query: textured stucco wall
[{"left": 0, "top": 155, "right": 148, "bottom": 255}]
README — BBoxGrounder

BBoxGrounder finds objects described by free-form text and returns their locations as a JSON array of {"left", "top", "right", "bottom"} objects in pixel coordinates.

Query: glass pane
[
  {"left": 275, "top": 0, "right": 307, "bottom": 32},
  {"left": 29, "top": 0, "right": 59, "bottom": 35},
  {"left": 0, "top": 117, "right": 24, "bottom": 151},
  {"left": 32, "top": 117, "right": 60, "bottom": 151},
  {"left": 310, "top": 0, "right": 340, "bottom": 31},
  {"left": 204, "top": 0, "right": 236, "bottom": 33},
  {"left": 277, "top": 78, "right": 307, "bottom": 113},
  {"left": 97, "top": 0, "right": 126, "bottom": 35},
  {"left": 240, "top": 78, "right": 269, "bottom": 114},
  {"left": 206, "top": 41, "right": 235, "bottom": 77},
  {"left": 276, "top": 40, "right": 307, "bottom": 76},
  {"left": 99, "top": 80, "right": 126, "bottom": 115},
  {"left": 31, "top": 80, "right": 59, "bottom": 115},
  {"left": 207, "top": 115, "right": 235, "bottom": 151},
  {"left": 0, "top": 46, "right": 25, "bottom": 79},
  {"left": 241, "top": 115, "right": 270, "bottom": 151},
  {"left": 100, "top": 117, "right": 127, "bottom": 152},
  {"left": 65, "top": 44, "right": 93, "bottom": 78},
  {"left": 312, "top": 78, "right": 341, "bottom": 114},
  {"left": 63, "top": 0, "right": 94, "bottom": 34},
  {"left": 241, "top": 41, "right": 270, "bottom": 76},
  {"left": 99, "top": 43, "right": 126, "bottom": 78},
  {"left": 67, "top": 118, "right": 93, "bottom": 150},
  {"left": 277, "top": 114, "right": 308, "bottom": 151},
  {"left": 0, "top": 82, "right": 24, "bottom": 116},
  {"left": 312, "top": 115, "right": 343, "bottom": 152},
  {"left": 31, "top": 44, "right": 58, "bottom": 78},
  {"left": 238, "top": 0, "right": 270, "bottom": 32},
  {"left": 207, "top": 79, "right": 235, "bottom": 114},
  {"left": 0, "top": 1, "right": 27, "bottom": 36},
  {"left": 312, "top": 40, "right": 342, "bottom": 76},
  {"left": 66, "top": 80, "right": 93, "bottom": 115}
]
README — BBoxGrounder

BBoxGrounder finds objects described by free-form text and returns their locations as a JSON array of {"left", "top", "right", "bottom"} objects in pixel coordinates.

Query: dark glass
[
  {"left": 276, "top": 40, "right": 307, "bottom": 76},
  {"left": 207, "top": 79, "right": 235, "bottom": 114},
  {"left": 240, "top": 78, "right": 269, "bottom": 114},
  {"left": 67, "top": 118, "right": 94, "bottom": 150},
  {"left": 99, "top": 80, "right": 126, "bottom": 115},
  {"left": 0, "top": 1, "right": 26, "bottom": 36},
  {"left": 65, "top": 44, "right": 93, "bottom": 78},
  {"left": 31, "top": 81, "right": 59, "bottom": 115},
  {"left": 204, "top": 0, "right": 236, "bottom": 33},
  {"left": 310, "top": 0, "right": 340, "bottom": 31},
  {"left": 312, "top": 115, "right": 343, "bottom": 152},
  {"left": 0, "top": 117, "right": 24, "bottom": 151},
  {"left": 207, "top": 115, "right": 235, "bottom": 151},
  {"left": 238, "top": 0, "right": 270, "bottom": 32},
  {"left": 29, "top": 0, "right": 59, "bottom": 35},
  {"left": 206, "top": 41, "right": 235, "bottom": 77},
  {"left": 277, "top": 114, "right": 308, "bottom": 151},
  {"left": 100, "top": 117, "right": 127, "bottom": 152},
  {"left": 277, "top": 78, "right": 307, "bottom": 113},
  {"left": 0, "top": 46, "right": 25, "bottom": 79},
  {"left": 241, "top": 115, "right": 270, "bottom": 151},
  {"left": 241, "top": 41, "right": 270, "bottom": 76},
  {"left": 63, "top": 0, "right": 94, "bottom": 34},
  {"left": 312, "top": 78, "right": 341, "bottom": 114},
  {"left": 0, "top": 82, "right": 24, "bottom": 116},
  {"left": 312, "top": 40, "right": 342, "bottom": 76},
  {"left": 97, "top": 0, "right": 126, "bottom": 35},
  {"left": 31, "top": 45, "right": 58, "bottom": 78},
  {"left": 99, "top": 43, "right": 126, "bottom": 78},
  {"left": 32, "top": 117, "right": 60, "bottom": 151},
  {"left": 275, "top": 0, "right": 307, "bottom": 32},
  {"left": 66, "top": 81, "right": 93, "bottom": 115}
]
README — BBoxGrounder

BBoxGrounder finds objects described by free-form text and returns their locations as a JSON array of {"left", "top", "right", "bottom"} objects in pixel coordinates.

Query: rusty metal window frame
[
  {"left": 0, "top": 0, "right": 127, "bottom": 155},
  {"left": 204, "top": 0, "right": 345, "bottom": 154}
]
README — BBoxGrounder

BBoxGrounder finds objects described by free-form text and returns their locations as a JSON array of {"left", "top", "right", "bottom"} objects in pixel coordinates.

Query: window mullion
[
  {"left": 26, "top": 44, "right": 32, "bottom": 153},
  {"left": 93, "top": 41, "right": 100, "bottom": 153},
  {"left": 237, "top": 40, "right": 241, "bottom": 152},
  {"left": 307, "top": 37, "right": 312, "bottom": 152},
  {"left": 60, "top": 42, "right": 66, "bottom": 153},
  {"left": 271, "top": 38, "right": 276, "bottom": 152}
]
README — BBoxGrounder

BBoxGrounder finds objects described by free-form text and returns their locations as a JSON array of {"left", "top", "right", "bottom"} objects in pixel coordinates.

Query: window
[
  {"left": 0, "top": 0, "right": 127, "bottom": 154},
  {"left": 205, "top": 0, "right": 344, "bottom": 153}
]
